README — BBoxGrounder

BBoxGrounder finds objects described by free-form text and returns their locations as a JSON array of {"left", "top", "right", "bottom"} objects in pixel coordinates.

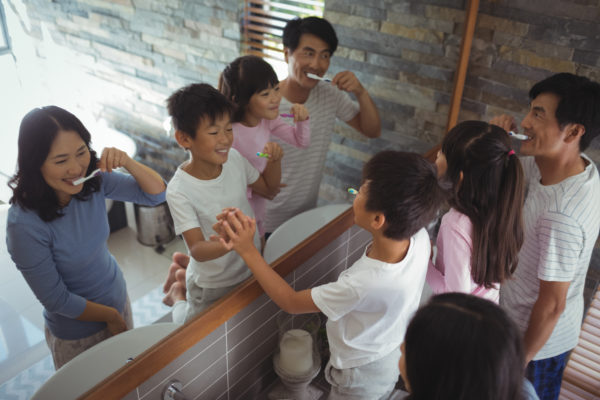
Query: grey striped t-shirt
[
  {"left": 264, "top": 81, "right": 359, "bottom": 232},
  {"left": 500, "top": 155, "right": 600, "bottom": 360}
]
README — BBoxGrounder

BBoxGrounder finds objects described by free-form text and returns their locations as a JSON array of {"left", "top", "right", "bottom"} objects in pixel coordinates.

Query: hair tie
[{"left": 507, "top": 149, "right": 515, "bottom": 157}]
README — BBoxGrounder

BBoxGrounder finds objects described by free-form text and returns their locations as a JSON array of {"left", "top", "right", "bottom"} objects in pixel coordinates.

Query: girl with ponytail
[{"left": 426, "top": 120, "right": 525, "bottom": 302}]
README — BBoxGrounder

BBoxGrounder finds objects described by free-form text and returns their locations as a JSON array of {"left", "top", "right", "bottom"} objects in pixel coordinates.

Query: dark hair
[
  {"left": 166, "top": 83, "right": 234, "bottom": 138},
  {"left": 404, "top": 293, "right": 525, "bottom": 400},
  {"left": 530, "top": 72, "right": 600, "bottom": 151},
  {"left": 218, "top": 55, "right": 279, "bottom": 123},
  {"left": 282, "top": 16, "right": 338, "bottom": 55},
  {"left": 442, "top": 121, "right": 524, "bottom": 288},
  {"left": 8, "top": 106, "right": 100, "bottom": 222},
  {"left": 362, "top": 151, "right": 445, "bottom": 240}
]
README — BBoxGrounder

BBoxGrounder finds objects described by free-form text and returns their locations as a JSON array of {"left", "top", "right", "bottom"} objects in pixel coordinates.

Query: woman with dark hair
[
  {"left": 399, "top": 293, "right": 539, "bottom": 400},
  {"left": 427, "top": 120, "right": 525, "bottom": 302},
  {"left": 6, "top": 106, "right": 166, "bottom": 369}
]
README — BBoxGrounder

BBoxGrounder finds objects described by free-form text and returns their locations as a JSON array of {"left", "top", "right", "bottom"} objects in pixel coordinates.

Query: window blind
[
  {"left": 242, "top": 0, "right": 324, "bottom": 61},
  {"left": 559, "top": 288, "right": 600, "bottom": 399}
]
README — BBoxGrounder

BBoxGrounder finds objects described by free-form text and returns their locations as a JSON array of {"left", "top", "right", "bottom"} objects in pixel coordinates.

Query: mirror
[{"left": 0, "top": 1, "right": 476, "bottom": 398}]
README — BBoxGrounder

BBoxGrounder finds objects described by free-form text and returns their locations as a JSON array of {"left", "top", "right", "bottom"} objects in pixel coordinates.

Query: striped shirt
[
  {"left": 264, "top": 81, "right": 359, "bottom": 232},
  {"left": 500, "top": 155, "right": 600, "bottom": 360}
]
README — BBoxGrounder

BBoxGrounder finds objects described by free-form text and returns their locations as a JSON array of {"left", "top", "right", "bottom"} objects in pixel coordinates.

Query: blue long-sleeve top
[{"left": 6, "top": 171, "right": 166, "bottom": 339}]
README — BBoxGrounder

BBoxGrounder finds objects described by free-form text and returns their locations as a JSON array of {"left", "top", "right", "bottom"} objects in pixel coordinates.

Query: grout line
[
  {"left": 228, "top": 306, "right": 280, "bottom": 352},
  {"left": 187, "top": 354, "right": 228, "bottom": 400},
  {"left": 294, "top": 237, "right": 348, "bottom": 283},
  {"left": 139, "top": 330, "right": 226, "bottom": 399},
  {"left": 227, "top": 312, "right": 280, "bottom": 371},
  {"left": 227, "top": 293, "right": 271, "bottom": 332},
  {"left": 234, "top": 364, "right": 275, "bottom": 400},
  {"left": 228, "top": 335, "right": 278, "bottom": 391},
  {"left": 225, "top": 320, "right": 230, "bottom": 400}
]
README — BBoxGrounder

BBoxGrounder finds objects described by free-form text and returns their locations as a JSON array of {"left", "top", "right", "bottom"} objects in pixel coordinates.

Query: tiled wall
[{"left": 121, "top": 225, "right": 371, "bottom": 400}]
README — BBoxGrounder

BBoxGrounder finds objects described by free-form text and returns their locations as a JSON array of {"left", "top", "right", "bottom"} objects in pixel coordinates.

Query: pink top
[
  {"left": 232, "top": 117, "right": 310, "bottom": 235},
  {"left": 426, "top": 208, "right": 499, "bottom": 303}
]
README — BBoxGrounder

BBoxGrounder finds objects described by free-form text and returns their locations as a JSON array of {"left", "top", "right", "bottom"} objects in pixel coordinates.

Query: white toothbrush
[
  {"left": 73, "top": 168, "right": 101, "bottom": 185},
  {"left": 508, "top": 131, "right": 530, "bottom": 140},
  {"left": 306, "top": 72, "right": 331, "bottom": 82}
]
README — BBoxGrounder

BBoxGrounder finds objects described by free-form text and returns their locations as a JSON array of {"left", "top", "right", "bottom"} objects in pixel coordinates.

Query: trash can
[{"left": 134, "top": 202, "right": 175, "bottom": 246}]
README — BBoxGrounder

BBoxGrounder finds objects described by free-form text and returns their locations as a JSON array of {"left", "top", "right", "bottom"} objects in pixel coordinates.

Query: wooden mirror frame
[{"left": 81, "top": 1, "right": 479, "bottom": 397}]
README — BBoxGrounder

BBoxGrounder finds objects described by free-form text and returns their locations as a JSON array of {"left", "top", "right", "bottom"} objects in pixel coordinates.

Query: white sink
[
  {"left": 263, "top": 204, "right": 350, "bottom": 264},
  {"left": 31, "top": 322, "right": 179, "bottom": 400}
]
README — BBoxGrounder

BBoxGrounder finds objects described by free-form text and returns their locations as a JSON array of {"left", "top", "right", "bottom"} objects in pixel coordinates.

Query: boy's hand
[
  {"left": 262, "top": 142, "right": 284, "bottom": 162},
  {"left": 98, "top": 147, "right": 132, "bottom": 173},
  {"left": 290, "top": 104, "right": 309, "bottom": 123},
  {"left": 219, "top": 210, "right": 257, "bottom": 254}
]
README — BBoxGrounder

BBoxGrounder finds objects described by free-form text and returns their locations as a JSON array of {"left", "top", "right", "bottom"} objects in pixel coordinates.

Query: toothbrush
[
  {"left": 508, "top": 131, "right": 530, "bottom": 140},
  {"left": 280, "top": 113, "right": 294, "bottom": 118},
  {"left": 73, "top": 168, "right": 101, "bottom": 185},
  {"left": 347, "top": 188, "right": 358, "bottom": 195},
  {"left": 306, "top": 73, "right": 331, "bottom": 82},
  {"left": 256, "top": 152, "right": 270, "bottom": 159}
]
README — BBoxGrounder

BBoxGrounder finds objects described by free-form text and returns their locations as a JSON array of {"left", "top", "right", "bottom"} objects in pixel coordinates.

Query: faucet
[{"left": 162, "top": 379, "right": 189, "bottom": 400}]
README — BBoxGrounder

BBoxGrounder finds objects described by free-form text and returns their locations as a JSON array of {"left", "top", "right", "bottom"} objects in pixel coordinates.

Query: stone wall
[
  {"left": 13, "top": 0, "right": 241, "bottom": 179},
  {"left": 320, "top": 0, "right": 600, "bottom": 202}
]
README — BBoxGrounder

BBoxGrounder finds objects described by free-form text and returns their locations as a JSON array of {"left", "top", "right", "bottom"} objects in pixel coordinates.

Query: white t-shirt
[
  {"left": 264, "top": 81, "right": 359, "bottom": 232},
  {"left": 500, "top": 155, "right": 600, "bottom": 360},
  {"left": 311, "top": 228, "right": 430, "bottom": 369},
  {"left": 166, "top": 149, "right": 260, "bottom": 288}
]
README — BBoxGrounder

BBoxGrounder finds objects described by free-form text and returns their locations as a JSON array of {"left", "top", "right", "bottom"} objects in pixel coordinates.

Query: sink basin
[
  {"left": 263, "top": 204, "right": 350, "bottom": 264},
  {"left": 31, "top": 322, "right": 179, "bottom": 400}
]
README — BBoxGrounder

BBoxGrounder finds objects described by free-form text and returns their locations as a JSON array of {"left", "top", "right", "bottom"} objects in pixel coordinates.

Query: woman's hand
[
  {"left": 290, "top": 104, "right": 309, "bottom": 123},
  {"left": 98, "top": 147, "right": 132, "bottom": 173},
  {"left": 106, "top": 309, "right": 128, "bottom": 336}
]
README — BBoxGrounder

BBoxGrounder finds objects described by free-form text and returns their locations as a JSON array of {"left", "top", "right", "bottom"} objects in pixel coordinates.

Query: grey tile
[
  {"left": 347, "top": 245, "right": 365, "bottom": 268},
  {"left": 227, "top": 330, "right": 279, "bottom": 392},
  {"left": 138, "top": 324, "right": 226, "bottom": 396},
  {"left": 227, "top": 308, "right": 280, "bottom": 371},
  {"left": 185, "top": 355, "right": 228, "bottom": 400},
  {"left": 349, "top": 228, "right": 372, "bottom": 251},
  {"left": 294, "top": 232, "right": 350, "bottom": 278},
  {"left": 227, "top": 297, "right": 281, "bottom": 350},
  {"left": 298, "top": 259, "right": 347, "bottom": 291},
  {"left": 310, "top": 260, "right": 348, "bottom": 289},
  {"left": 228, "top": 292, "right": 270, "bottom": 331},
  {"left": 229, "top": 355, "right": 278, "bottom": 400},
  {"left": 295, "top": 242, "right": 349, "bottom": 290},
  {"left": 122, "top": 388, "right": 139, "bottom": 400}
]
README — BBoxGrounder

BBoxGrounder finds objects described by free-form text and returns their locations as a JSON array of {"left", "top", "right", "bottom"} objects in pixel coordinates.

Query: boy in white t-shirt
[
  {"left": 162, "top": 83, "right": 283, "bottom": 323},
  {"left": 218, "top": 151, "right": 445, "bottom": 399}
]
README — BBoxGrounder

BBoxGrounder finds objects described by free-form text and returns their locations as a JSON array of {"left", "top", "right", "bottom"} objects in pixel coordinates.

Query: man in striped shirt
[
  {"left": 264, "top": 16, "right": 381, "bottom": 233},
  {"left": 492, "top": 73, "right": 600, "bottom": 400}
]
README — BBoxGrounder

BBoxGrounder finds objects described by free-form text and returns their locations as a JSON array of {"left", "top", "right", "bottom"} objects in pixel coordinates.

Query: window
[
  {"left": 0, "top": 2, "right": 10, "bottom": 55},
  {"left": 242, "top": 0, "right": 324, "bottom": 77}
]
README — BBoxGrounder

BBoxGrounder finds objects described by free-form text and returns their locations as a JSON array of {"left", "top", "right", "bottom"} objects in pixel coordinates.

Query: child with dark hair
[
  {"left": 219, "top": 55, "right": 310, "bottom": 238},
  {"left": 427, "top": 120, "right": 525, "bottom": 303},
  {"left": 162, "top": 83, "right": 282, "bottom": 323},
  {"left": 400, "top": 293, "right": 539, "bottom": 400},
  {"left": 218, "top": 151, "right": 445, "bottom": 399}
]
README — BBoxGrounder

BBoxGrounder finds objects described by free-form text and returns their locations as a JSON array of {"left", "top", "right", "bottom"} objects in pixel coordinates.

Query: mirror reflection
[{"left": 0, "top": 4, "right": 396, "bottom": 395}]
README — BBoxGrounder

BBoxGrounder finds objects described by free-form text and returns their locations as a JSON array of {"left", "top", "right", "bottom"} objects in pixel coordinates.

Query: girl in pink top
[
  {"left": 219, "top": 56, "right": 310, "bottom": 240},
  {"left": 426, "top": 121, "right": 525, "bottom": 303}
]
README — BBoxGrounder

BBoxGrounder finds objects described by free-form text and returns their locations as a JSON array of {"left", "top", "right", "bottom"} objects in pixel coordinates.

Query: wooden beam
[{"left": 445, "top": 0, "right": 480, "bottom": 133}]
